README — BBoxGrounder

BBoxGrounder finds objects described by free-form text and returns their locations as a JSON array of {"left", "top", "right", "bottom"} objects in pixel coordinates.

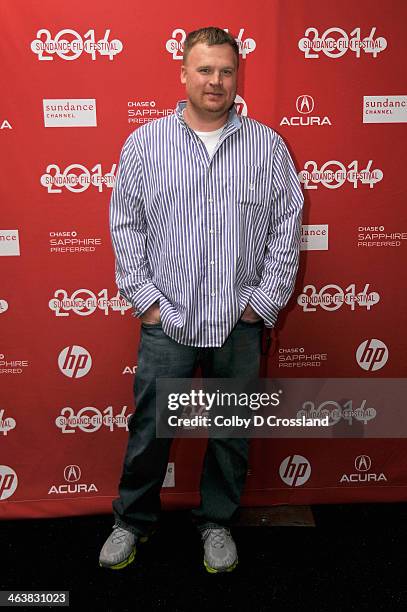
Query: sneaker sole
[
  {"left": 203, "top": 558, "right": 238, "bottom": 574},
  {"left": 99, "top": 533, "right": 151, "bottom": 570}
]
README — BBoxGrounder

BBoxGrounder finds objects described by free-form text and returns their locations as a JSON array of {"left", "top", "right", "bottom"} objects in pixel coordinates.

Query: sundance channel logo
[
  {"left": 363, "top": 96, "right": 407, "bottom": 124},
  {"left": 43, "top": 99, "right": 97, "bottom": 127},
  {"left": 300, "top": 225, "right": 328, "bottom": 251},
  {"left": 0, "top": 230, "right": 20, "bottom": 256}
]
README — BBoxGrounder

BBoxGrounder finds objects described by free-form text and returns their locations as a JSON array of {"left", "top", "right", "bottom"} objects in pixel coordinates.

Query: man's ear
[{"left": 180, "top": 65, "right": 187, "bottom": 84}]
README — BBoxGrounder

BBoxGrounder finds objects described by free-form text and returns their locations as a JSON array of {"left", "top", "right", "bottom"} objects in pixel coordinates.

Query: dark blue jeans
[{"left": 112, "top": 319, "right": 263, "bottom": 536}]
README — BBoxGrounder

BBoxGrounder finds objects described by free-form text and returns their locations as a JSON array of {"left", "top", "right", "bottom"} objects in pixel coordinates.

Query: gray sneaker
[
  {"left": 201, "top": 527, "right": 238, "bottom": 573},
  {"left": 99, "top": 525, "right": 150, "bottom": 570}
]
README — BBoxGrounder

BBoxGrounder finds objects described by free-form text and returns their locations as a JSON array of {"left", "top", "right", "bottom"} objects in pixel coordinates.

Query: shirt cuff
[
  {"left": 131, "top": 282, "right": 162, "bottom": 317},
  {"left": 249, "top": 287, "right": 280, "bottom": 328}
]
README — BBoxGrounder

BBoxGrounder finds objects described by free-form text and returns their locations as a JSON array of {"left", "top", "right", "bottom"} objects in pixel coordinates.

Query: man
[{"left": 100, "top": 26, "right": 303, "bottom": 573}]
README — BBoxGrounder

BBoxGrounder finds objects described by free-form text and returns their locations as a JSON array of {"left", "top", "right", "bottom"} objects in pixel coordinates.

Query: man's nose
[{"left": 209, "top": 71, "right": 222, "bottom": 86}]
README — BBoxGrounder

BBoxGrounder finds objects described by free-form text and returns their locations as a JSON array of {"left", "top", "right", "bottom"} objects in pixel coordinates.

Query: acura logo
[
  {"left": 296, "top": 95, "right": 314, "bottom": 114},
  {"left": 64, "top": 465, "right": 81, "bottom": 482},
  {"left": 354, "top": 455, "right": 371, "bottom": 472}
]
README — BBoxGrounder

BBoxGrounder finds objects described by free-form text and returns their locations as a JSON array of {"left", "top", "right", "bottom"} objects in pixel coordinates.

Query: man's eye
[{"left": 199, "top": 68, "right": 209, "bottom": 73}]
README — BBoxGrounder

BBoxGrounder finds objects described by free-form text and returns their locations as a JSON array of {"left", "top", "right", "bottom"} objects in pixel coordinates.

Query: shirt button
[
  {"left": 209, "top": 229, "right": 214, "bottom": 234},
  {"left": 210, "top": 260, "right": 215, "bottom": 265},
  {"left": 211, "top": 292, "right": 216, "bottom": 297},
  {"left": 208, "top": 198, "right": 214, "bottom": 203}
]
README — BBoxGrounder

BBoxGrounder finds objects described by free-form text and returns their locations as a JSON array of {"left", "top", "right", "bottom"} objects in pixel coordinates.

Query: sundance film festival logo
[
  {"left": 279, "top": 455, "right": 311, "bottom": 487},
  {"left": 55, "top": 405, "right": 130, "bottom": 433},
  {"left": 299, "top": 160, "right": 383, "bottom": 190},
  {"left": 165, "top": 28, "right": 256, "bottom": 60},
  {"left": 31, "top": 28, "right": 123, "bottom": 61},
  {"left": 0, "top": 299, "right": 9, "bottom": 314},
  {"left": 298, "top": 398, "right": 376, "bottom": 428},
  {"left": 40, "top": 163, "right": 116, "bottom": 193},
  {"left": 49, "top": 289, "right": 131, "bottom": 317},
  {"left": 58, "top": 346, "right": 92, "bottom": 378},
  {"left": 48, "top": 465, "right": 98, "bottom": 495},
  {"left": 234, "top": 94, "right": 247, "bottom": 116},
  {"left": 340, "top": 455, "right": 387, "bottom": 483},
  {"left": 280, "top": 95, "right": 332, "bottom": 127},
  {"left": 0, "top": 409, "right": 16, "bottom": 436},
  {"left": 0, "top": 466, "right": 18, "bottom": 500},
  {"left": 43, "top": 99, "right": 97, "bottom": 127},
  {"left": 356, "top": 339, "right": 388, "bottom": 372},
  {"left": 298, "top": 26, "right": 387, "bottom": 59},
  {"left": 0, "top": 230, "right": 20, "bottom": 256},
  {"left": 298, "top": 283, "right": 380, "bottom": 312}
]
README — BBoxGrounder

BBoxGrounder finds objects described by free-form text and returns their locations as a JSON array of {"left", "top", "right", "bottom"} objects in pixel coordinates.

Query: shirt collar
[{"left": 175, "top": 100, "right": 241, "bottom": 132}]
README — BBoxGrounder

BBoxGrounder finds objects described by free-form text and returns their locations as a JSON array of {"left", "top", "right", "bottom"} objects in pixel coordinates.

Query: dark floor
[{"left": 2, "top": 504, "right": 407, "bottom": 611}]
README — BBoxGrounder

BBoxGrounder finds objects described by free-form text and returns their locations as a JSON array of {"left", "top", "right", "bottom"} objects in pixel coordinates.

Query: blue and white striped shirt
[{"left": 110, "top": 100, "right": 304, "bottom": 347}]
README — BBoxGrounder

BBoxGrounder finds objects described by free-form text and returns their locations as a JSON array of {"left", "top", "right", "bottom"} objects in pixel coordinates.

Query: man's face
[{"left": 181, "top": 43, "right": 238, "bottom": 119}]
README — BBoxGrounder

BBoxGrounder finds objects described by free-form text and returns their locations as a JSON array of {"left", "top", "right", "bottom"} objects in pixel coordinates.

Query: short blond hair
[{"left": 183, "top": 27, "right": 239, "bottom": 66}]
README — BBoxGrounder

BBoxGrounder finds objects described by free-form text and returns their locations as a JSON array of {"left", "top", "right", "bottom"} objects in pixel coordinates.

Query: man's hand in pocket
[
  {"left": 240, "top": 304, "right": 262, "bottom": 323},
  {"left": 141, "top": 302, "right": 160, "bottom": 324}
]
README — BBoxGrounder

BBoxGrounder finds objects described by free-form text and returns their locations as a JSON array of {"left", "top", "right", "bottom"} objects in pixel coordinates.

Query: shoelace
[
  {"left": 112, "top": 526, "right": 132, "bottom": 544},
  {"left": 201, "top": 528, "right": 230, "bottom": 549}
]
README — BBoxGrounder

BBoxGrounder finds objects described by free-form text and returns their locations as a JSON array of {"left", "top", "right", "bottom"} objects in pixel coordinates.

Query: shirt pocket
[{"left": 233, "top": 164, "right": 265, "bottom": 207}]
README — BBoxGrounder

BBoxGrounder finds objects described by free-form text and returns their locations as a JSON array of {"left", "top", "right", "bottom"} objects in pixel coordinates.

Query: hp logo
[
  {"left": 279, "top": 455, "right": 311, "bottom": 487},
  {"left": 356, "top": 339, "right": 388, "bottom": 372},
  {"left": 58, "top": 345, "right": 92, "bottom": 378}
]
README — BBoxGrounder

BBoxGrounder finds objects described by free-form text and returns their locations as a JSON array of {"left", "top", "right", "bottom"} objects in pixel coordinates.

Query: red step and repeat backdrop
[{"left": 1, "top": 1, "right": 406, "bottom": 518}]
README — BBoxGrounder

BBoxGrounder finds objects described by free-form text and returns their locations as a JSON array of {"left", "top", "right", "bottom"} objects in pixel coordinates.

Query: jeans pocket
[
  {"left": 238, "top": 318, "right": 263, "bottom": 327},
  {"left": 141, "top": 321, "right": 162, "bottom": 328}
]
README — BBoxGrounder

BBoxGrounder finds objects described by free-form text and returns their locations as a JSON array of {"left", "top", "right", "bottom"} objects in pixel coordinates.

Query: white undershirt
[
  {"left": 182, "top": 109, "right": 225, "bottom": 157},
  {"left": 194, "top": 126, "right": 225, "bottom": 157}
]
